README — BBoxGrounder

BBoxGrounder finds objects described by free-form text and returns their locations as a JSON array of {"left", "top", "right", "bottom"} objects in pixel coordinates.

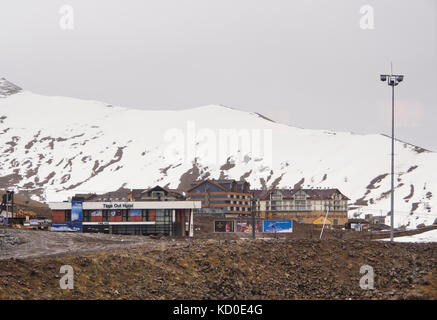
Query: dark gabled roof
[
  {"left": 72, "top": 193, "right": 98, "bottom": 201},
  {"left": 251, "top": 189, "right": 271, "bottom": 199},
  {"left": 187, "top": 179, "right": 249, "bottom": 193},
  {"left": 142, "top": 185, "right": 167, "bottom": 194},
  {"left": 212, "top": 179, "right": 235, "bottom": 184},
  {"left": 130, "top": 189, "right": 146, "bottom": 199},
  {"left": 110, "top": 188, "right": 131, "bottom": 196},
  {"left": 74, "top": 188, "right": 131, "bottom": 201},
  {"left": 131, "top": 185, "right": 184, "bottom": 199},
  {"left": 186, "top": 180, "right": 229, "bottom": 192},
  {"left": 300, "top": 189, "right": 350, "bottom": 200},
  {"left": 142, "top": 185, "right": 184, "bottom": 198},
  {"left": 99, "top": 188, "right": 131, "bottom": 199},
  {"left": 251, "top": 188, "right": 350, "bottom": 201}
]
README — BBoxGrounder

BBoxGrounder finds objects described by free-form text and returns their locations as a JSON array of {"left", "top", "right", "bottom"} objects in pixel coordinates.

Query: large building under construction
[
  {"left": 252, "top": 188, "right": 349, "bottom": 226},
  {"left": 186, "top": 179, "right": 252, "bottom": 217}
]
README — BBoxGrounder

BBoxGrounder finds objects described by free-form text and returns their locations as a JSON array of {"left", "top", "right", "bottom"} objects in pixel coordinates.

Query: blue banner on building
[
  {"left": 110, "top": 210, "right": 121, "bottom": 216},
  {"left": 71, "top": 200, "right": 83, "bottom": 222},
  {"left": 263, "top": 220, "right": 293, "bottom": 233},
  {"left": 130, "top": 209, "right": 141, "bottom": 217},
  {"left": 51, "top": 222, "right": 82, "bottom": 232}
]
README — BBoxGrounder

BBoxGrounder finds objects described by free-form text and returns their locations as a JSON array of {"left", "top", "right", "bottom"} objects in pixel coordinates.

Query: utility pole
[
  {"left": 10, "top": 190, "right": 14, "bottom": 219},
  {"left": 251, "top": 196, "right": 256, "bottom": 240},
  {"left": 380, "top": 67, "right": 404, "bottom": 242},
  {"left": 320, "top": 204, "right": 330, "bottom": 239},
  {"left": 390, "top": 82, "right": 395, "bottom": 240}
]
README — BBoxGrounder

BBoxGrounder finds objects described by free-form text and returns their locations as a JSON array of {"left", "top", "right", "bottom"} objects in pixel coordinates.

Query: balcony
[{"left": 265, "top": 206, "right": 311, "bottom": 211}]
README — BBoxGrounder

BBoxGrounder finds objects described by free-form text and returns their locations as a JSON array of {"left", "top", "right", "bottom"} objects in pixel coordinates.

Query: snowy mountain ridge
[{"left": 0, "top": 78, "right": 436, "bottom": 229}]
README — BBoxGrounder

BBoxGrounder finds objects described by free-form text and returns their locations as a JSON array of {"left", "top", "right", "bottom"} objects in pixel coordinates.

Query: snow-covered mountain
[{"left": 1, "top": 78, "right": 436, "bottom": 228}]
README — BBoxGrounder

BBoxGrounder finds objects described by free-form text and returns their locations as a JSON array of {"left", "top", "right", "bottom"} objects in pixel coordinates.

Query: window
[
  {"left": 83, "top": 210, "right": 91, "bottom": 222},
  {"left": 142, "top": 209, "right": 149, "bottom": 221},
  {"left": 294, "top": 191, "right": 307, "bottom": 201},
  {"left": 271, "top": 194, "right": 282, "bottom": 201},
  {"left": 102, "top": 210, "right": 110, "bottom": 222},
  {"left": 152, "top": 191, "right": 165, "bottom": 199},
  {"left": 122, "top": 210, "right": 129, "bottom": 222},
  {"left": 295, "top": 200, "right": 306, "bottom": 210},
  {"left": 65, "top": 210, "right": 71, "bottom": 222}
]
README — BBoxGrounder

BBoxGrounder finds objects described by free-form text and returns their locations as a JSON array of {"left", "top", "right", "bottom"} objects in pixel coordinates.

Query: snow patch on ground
[{"left": 383, "top": 229, "right": 437, "bottom": 243}]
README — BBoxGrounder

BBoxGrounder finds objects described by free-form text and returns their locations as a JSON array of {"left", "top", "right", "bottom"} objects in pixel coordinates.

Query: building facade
[
  {"left": 49, "top": 200, "right": 201, "bottom": 236},
  {"left": 186, "top": 179, "right": 252, "bottom": 216},
  {"left": 252, "top": 188, "right": 349, "bottom": 226}
]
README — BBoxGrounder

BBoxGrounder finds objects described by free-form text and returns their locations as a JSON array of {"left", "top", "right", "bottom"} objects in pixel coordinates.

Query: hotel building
[{"left": 252, "top": 188, "right": 349, "bottom": 226}]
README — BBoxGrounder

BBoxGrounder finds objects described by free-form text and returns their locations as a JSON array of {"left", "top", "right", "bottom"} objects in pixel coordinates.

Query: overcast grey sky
[{"left": 1, "top": 0, "right": 436, "bottom": 150}]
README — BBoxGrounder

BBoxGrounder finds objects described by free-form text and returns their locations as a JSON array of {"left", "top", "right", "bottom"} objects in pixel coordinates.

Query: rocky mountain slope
[
  {"left": 0, "top": 78, "right": 436, "bottom": 228},
  {"left": 0, "top": 237, "right": 436, "bottom": 299}
]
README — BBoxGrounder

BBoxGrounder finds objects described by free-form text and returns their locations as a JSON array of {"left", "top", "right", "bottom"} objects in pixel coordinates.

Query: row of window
[
  {"left": 266, "top": 199, "right": 346, "bottom": 205},
  {"left": 229, "top": 194, "right": 249, "bottom": 199},
  {"left": 268, "top": 216, "right": 340, "bottom": 225},
  {"left": 189, "top": 194, "right": 249, "bottom": 200},
  {"left": 201, "top": 200, "right": 250, "bottom": 205},
  {"left": 229, "top": 207, "right": 250, "bottom": 212},
  {"left": 264, "top": 207, "right": 347, "bottom": 212},
  {"left": 265, "top": 206, "right": 312, "bottom": 211},
  {"left": 64, "top": 209, "right": 173, "bottom": 223},
  {"left": 264, "top": 201, "right": 347, "bottom": 208}
]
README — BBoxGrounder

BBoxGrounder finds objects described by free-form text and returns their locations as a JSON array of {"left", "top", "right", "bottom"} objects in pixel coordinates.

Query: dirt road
[{"left": 0, "top": 229, "right": 175, "bottom": 260}]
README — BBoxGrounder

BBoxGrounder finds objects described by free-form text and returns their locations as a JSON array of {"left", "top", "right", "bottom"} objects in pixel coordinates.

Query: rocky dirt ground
[
  {"left": 0, "top": 229, "right": 436, "bottom": 300},
  {"left": 0, "top": 228, "right": 167, "bottom": 260}
]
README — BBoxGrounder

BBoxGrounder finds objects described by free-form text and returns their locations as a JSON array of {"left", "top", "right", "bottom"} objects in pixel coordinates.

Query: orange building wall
[
  {"left": 110, "top": 215, "right": 122, "bottom": 222},
  {"left": 149, "top": 209, "right": 155, "bottom": 221},
  {"left": 52, "top": 210, "right": 65, "bottom": 222},
  {"left": 91, "top": 216, "right": 103, "bottom": 222}
]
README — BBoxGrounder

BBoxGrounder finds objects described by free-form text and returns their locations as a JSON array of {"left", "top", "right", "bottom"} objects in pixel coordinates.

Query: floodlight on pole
[{"left": 380, "top": 68, "right": 404, "bottom": 242}]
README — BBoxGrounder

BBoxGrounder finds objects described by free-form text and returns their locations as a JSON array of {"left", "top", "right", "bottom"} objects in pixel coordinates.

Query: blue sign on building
[
  {"left": 130, "top": 209, "right": 141, "bottom": 217},
  {"left": 71, "top": 200, "right": 83, "bottom": 222},
  {"left": 263, "top": 220, "right": 293, "bottom": 233},
  {"left": 51, "top": 222, "right": 82, "bottom": 232}
]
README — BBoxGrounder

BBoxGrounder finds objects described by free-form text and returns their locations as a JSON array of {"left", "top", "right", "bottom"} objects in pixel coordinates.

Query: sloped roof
[
  {"left": 101, "top": 188, "right": 131, "bottom": 198},
  {"left": 187, "top": 180, "right": 229, "bottom": 192},
  {"left": 74, "top": 188, "right": 131, "bottom": 201},
  {"left": 251, "top": 189, "right": 271, "bottom": 199},
  {"left": 313, "top": 216, "right": 332, "bottom": 225},
  {"left": 72, "top": 193, "right": 98, "bottom": 201},
  {"left": 301, "top": 189, "right": 350, "bottom": 200},
  {"left": 130, "top": 189, "right": 145, "bottom": 199},
  {"left": 142, "top": 185, "right": 184, "bottom": 198},
  {"left": 187, "top": 179, "right": 249, "bottom": 193},
  {"left": 251, "top": 188, "right": 350, "bottom": 200}
]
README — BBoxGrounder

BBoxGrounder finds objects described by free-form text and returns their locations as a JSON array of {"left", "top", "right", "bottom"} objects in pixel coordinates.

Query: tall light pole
[
  {"left": 251, "top": 196, "right": 256, "bottom": 240},
  {"left": 380, "top": 71, "right": 404, "bottom": 242}
]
